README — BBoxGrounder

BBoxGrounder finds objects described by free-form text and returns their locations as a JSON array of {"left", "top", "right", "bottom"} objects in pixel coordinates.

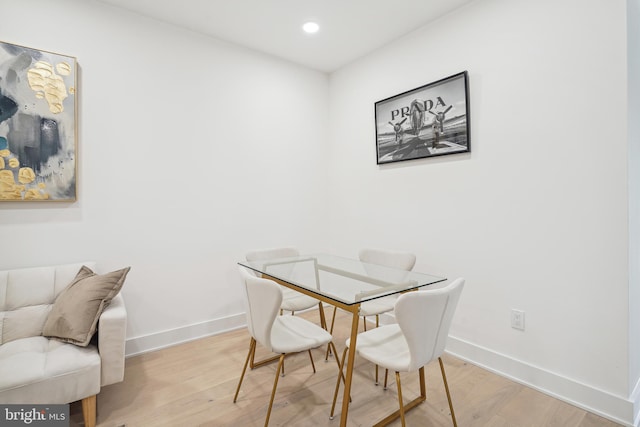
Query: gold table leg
[{"left": 339, "top": 308, "right": 360, "bottom": 427}]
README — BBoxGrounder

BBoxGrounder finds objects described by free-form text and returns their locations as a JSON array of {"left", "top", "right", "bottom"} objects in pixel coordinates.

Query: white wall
[
  {"left": 628, "top": 0, "right": 640, "bottom": 421},
  {"left": 328, "top": 0, "right": 634, "bottom": 423},
  {"left": 1, "top": 0, "right": 638, "bottom": 425},
  {"left": 0, "top": 0, "right": 330, "bottom": 351}
]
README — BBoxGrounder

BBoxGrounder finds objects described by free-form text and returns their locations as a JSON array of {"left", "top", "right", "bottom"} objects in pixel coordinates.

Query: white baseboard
[
  {"left": 447, "top": 336, "right": 636, "bottom": 427},
  {"left": 631, "top": 377, "right": 640, "bottom": 427},
  {"left": 124, "top": 312, "right": 246, "bottom": 357}
]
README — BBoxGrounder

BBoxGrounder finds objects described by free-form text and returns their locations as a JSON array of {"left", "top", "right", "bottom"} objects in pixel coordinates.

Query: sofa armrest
[{"left": 98, "top": 293, "right": 127, "bottom": 387}]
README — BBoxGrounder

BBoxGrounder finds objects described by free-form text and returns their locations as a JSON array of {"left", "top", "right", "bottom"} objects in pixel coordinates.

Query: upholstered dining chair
[
  {"left": 330, "top": 278, "right": 465, "bottom": 427},
  {"left": 234, "top": 267, "right": 340, "bottom": 427},
  {"left": 245, "top": 247, "right": 322, "bottom": 319},
  {"left": 245, "top": 247, "right": 328, "bottom": 374},
  {"left": 356, "top": 248, "right": 416, "bottom": 331},
  {"left": 326, "top": 248, "right": 416, "bottom": 384}
]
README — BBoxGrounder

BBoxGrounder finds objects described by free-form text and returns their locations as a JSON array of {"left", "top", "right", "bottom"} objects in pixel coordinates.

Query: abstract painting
[
  {"left": 0, "top": 41, "right": 77, "bottom": 201},
  {"left": 375, "top": 71, "right": 470, "bottom": 164}
]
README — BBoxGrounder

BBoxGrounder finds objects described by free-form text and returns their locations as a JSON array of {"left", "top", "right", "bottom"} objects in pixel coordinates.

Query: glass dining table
[{"left": 238, "top": 253, "right": 446, "bottom": 426}]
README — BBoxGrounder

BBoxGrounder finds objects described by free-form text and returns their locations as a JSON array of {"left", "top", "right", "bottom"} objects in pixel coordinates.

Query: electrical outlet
[{"left": 511, "top": 309, "right": 525, "bottom": 331}]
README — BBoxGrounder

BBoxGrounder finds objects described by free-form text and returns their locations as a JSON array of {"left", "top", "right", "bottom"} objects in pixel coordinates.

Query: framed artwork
[
  {"left": 374, "top": 71, "right": 470, "bottom": 165},
  {"left": 0, "top": 40, "right": 77, "bottom": 201}
]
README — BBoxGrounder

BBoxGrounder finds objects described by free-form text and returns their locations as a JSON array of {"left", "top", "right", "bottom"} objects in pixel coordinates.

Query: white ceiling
[{"left": 94, "top": 0, "right": 475, "bottom": 73}]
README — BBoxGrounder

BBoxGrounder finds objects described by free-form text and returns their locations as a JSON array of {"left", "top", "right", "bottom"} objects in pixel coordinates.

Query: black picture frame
[{"left": 374, "top": 71, "right": 470, "bottom": 165}]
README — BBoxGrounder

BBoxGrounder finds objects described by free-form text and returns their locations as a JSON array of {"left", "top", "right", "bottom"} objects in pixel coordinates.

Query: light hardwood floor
[{"left": 71, "top": 309, "right": 622, "bottom": 427}]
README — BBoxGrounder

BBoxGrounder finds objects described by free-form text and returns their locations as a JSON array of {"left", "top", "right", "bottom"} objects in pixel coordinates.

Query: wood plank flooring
[{"left": 70, "top": 309, "right": 622, "bottom": 426}]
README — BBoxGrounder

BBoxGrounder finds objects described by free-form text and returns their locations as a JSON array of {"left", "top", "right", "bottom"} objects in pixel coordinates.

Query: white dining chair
[
  {"left": 245, "top": 247, "right": 322, "bottom": 318},
  {"left": 326, "top": 248, "right": 416, "bottom": 384},
  {"left": 357, "top": 248, "right": 416, "bottom": 331},
  {"left": 330, "top": 278, "right": 465, "bottom": 427},
  {"left": 234, "top": 267, "right": 340, "bottom": 427},
  {"left": 245, "top": 247, "right": 329, "bottom": 376}
]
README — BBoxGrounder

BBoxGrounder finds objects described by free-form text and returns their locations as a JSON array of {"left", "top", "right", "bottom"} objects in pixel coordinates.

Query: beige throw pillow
[{"left": 43, "top": 265, "right": 130, "bottom": 346}]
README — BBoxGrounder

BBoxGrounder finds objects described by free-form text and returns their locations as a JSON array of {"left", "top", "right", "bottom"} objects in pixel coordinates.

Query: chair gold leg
[
  {"left": 250, "top": 353, "right": 282, "bottom": 369},
  {"left": 373, "top": 315, "right": 380, "bottom": 385},
  {"left": 81, "top": 395, "right": 96, "bottom": 427},
  {"left": 234, "top": 338, "right": 256, "bottom": 402},
  {"left": 250, "top": 337, "right": 281, "bottom": 370},
  {"left": 383, "top": 369, "right": 389, "bottom": 390},
  {"left": 324, "top": 344, "right": 332, "bottom": 361},
  {"left": 363, "top": 316, "right": 368, "bottom": 331},
  {"left": 308, "top": 349, "right": 316, "bottom": 373},
  {"left": 265, "top": 354, "right": 285, "bottom": 427},
  {"left": 330, "top": 347, "right": 349, "bottom": 419},
  {"left": 395, "top": 372, "right": 406, "bottom": 427},
  {"left": 248, "top": 337, "right": 284, "bottom": 375},
  {"left": 373, "top": 368, "right": 426, "bottom": 427},
  {"left": 439, "top": 357, "right": 458, "bottom": 427}
]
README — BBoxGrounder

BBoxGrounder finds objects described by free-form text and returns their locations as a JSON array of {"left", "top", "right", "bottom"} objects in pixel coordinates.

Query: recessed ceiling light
[{"left": 302, "top": 21, "right": 320, "bottom": 34}]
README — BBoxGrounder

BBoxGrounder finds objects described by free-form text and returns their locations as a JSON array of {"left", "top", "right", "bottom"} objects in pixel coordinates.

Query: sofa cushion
[
  {"left": 43, "top": 266, "right": 130, "bottom": 347},
  {"left": 0, "top": 336, "right": 101, "bottom": 404},
  {"left": 0, "top": 263, "right": 93, "bottom": 345},
  {"left": 0, "top": 268, "right": 55, "bottom": 310}
]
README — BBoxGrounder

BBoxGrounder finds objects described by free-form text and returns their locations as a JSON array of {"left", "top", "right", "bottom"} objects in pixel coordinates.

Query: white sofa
[{"left": 0, "top": 262, "right": 127, "bottom": 427}]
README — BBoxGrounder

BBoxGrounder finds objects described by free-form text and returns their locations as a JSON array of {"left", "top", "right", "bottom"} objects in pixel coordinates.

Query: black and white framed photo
[{"left": 374, "top": 71, "right": 470, "bottom": 165}]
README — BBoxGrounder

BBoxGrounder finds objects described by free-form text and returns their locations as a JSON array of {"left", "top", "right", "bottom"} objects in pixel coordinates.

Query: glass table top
[{"left": 238, "top": 253, "right": 446, "bottom": 306}]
